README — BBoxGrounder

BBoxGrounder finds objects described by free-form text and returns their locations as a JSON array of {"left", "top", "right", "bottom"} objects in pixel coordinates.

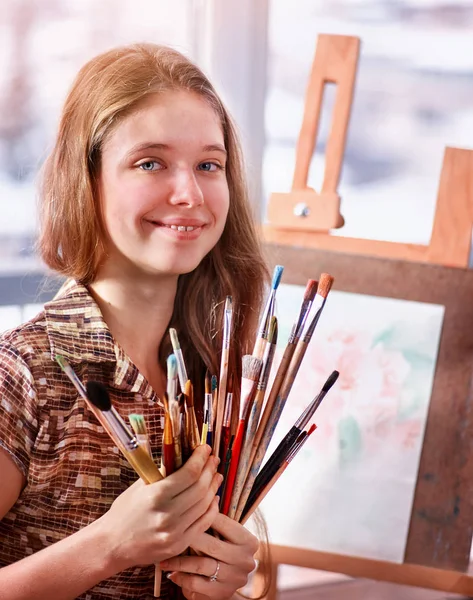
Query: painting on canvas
[{"left": 258, "top": 283, "right": 445, "bottom": 563}]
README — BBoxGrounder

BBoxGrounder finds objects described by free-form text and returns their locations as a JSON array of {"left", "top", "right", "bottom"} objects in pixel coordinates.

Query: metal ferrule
[
  {"left": 104, "top": 408, "right": 139, "bottom": 450},
  {"left": 175, "top": 349, "right": 188, "bottom": 391},
  {"left": 257, "top": 340, "right": 277, "bottom": 391},
  {"left": 223, "top": 392, "right": 233, "bottom": 427},
  {"left": 302, "top": 295, "right": 325, "bottom": 343},
  {"left": 294, "top": 390, "right": 327, "bottom": 430}
]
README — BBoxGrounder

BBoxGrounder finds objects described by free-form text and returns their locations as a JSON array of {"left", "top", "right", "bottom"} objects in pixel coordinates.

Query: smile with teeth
[{"left": 165, "top": 225, "right": 196, "bottom": 232}]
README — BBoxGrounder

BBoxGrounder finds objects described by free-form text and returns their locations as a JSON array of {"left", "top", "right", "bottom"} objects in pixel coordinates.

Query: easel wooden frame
[
  {"left": 253, "top": 244, "right": 473, "bottom": 597},
  {"left": 265, "top": 33, "right": 473, "bottom": 269}
]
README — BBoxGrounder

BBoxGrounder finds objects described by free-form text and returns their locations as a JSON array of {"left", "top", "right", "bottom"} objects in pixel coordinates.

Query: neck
[{"left": 88, "top": 265, "right": 178, "bottom": 392}]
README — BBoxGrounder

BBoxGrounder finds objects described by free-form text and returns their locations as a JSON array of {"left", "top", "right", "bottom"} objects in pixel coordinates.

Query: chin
[{"left": 146, "top": 257, "right": 204, "bottom": 277}]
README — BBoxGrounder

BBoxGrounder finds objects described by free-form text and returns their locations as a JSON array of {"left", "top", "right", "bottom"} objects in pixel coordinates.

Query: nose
[{"left": 168, "top": 168, "right": 204, "bottom": 208}]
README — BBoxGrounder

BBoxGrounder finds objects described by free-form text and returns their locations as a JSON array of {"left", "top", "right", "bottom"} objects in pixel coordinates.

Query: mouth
[{"left": 146, "top": 220, "right": 206, "bottom": 240}]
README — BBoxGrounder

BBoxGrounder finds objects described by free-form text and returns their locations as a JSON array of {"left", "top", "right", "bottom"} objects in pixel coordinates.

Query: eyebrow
[{"left": 124, "top": 142, "right": 227, "bottom": 159}]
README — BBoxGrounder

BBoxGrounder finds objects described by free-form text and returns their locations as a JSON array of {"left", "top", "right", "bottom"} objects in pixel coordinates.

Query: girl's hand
[
  {"left": 99, "top": 445, "right": 223, "bottom": 571},
  {"left": 160, "top": 512, "right": 259, "bottom": 599}
]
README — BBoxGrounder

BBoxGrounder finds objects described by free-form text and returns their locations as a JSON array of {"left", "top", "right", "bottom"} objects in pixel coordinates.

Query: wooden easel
[
  {"left": 256, "top": 33, "right": 473, "bottom": 598},
  {"left": 265, "top": 35, "right": 473, "bottom": 270}
]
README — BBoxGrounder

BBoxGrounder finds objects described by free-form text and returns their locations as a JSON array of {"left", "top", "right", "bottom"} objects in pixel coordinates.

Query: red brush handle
[
  {"left": 163, "top": 443, "right": 175, "bottom": 476},
  {"left": 222, "top": 420, "right": 245, "bottom": 515},
  {"left": 219, "top": 425, "right": 231, "bottom": 474}
]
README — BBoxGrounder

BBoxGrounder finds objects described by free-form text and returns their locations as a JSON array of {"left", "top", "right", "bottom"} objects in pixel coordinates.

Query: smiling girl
[{"left": 0, "top": 44, "right": 268, "bottom": 600}]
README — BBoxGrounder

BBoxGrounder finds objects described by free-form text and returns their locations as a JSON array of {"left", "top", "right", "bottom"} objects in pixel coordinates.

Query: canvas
[{"left": 259, "top": 283, "right": 445, "bottom": 563}]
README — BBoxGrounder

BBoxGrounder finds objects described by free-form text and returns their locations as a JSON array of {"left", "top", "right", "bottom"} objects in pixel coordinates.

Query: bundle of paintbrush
[
  {"left": 165, "top": 264, "right": 342, "bottom": 526},
  {"left": 55, "top": 263, "right": 341, "bottom": 590}
]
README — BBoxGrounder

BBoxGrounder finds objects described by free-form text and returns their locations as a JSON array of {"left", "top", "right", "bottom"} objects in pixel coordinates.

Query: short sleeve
[{"left": 0, "top": 342, "right": 38, "bottom": 476}]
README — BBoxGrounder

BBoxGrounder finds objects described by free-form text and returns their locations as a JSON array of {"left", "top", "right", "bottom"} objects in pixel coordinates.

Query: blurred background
[{"left": 1, "top": 1, "right": 473, "bottom": 597}]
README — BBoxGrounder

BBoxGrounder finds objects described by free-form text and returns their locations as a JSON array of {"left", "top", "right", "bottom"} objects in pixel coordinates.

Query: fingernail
[
  {"left": 217, "top": 473, "right": 224, "bottom": 485},
  {"left": 214, "top": 456, "right": 220, "bottom": 467}
]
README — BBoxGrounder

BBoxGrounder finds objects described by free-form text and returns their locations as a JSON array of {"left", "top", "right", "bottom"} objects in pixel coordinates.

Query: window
[
  {"left": 264, "top": 0, "right": 473, "bottom": 244},
  {"left": 0, "top": 0, "right": 196, "bottom": 329}
]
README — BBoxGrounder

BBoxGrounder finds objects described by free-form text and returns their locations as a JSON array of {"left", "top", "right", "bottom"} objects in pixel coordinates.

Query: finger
[
  {"left": 178, "top": 473, "right": 223, "bottom": 531},
  {"left": 160, "top": 555, "right": 221, "bottom": 578},
  {"left": 184, "top": 496, "right": 220, "bottom": 541},
  {"left": 190, "top": 530, "right": 257, "bottom": 576},
  {"left": 173, "top": 457, "right": 221, "bottom": 515},
  {"left": 154, "top": 445, "right": 212, "bottom": 497},
  {"left": 168, "top": 571, "right": 232, "bottom": 599},
  {"left": 210, "top": 513, "right": 259, "bottom": 550}
]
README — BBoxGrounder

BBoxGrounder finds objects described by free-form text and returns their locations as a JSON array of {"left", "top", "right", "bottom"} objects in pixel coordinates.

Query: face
[{"left": 97, "top": 90, "right": 230, "bottom": 279}]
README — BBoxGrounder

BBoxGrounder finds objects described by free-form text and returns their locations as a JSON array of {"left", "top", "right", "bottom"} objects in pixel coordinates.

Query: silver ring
[{"left": 209, "top": 560, "right": 220, "bottom": 582}]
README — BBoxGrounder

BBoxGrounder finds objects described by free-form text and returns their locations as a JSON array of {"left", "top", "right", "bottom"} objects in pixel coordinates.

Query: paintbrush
[
  {"left": 246, "top": 279, "right": 318, "bottom": 472},
  {"left": 240, "top": 424, "right": 316, "bottom": 525},
  {"left": 170, "top": 398, "right": 182, "bottom": 469},
  {"left": 213, "top": 296, "right": 233, "bottom": 456},
  {"left": 85, "top": 381, "right": 162, "bottom": 484},
  {"left": 253, "top": 370, "right": 339, "bottom": 493},
  {"left": 128, "top": 414, "right": 152, "bottom": 457},
  {"left": 247, "top": 274, "right": 333, "bottom": 493},
  {"left": 162, "top": 393, "right": 175, "bottom": 476},
  {"left": 166, "top": 354, "right": 178, "bottom": 404},
  {"left": 184, "top": 380, "right": 200, "bottom": 451},
  {"left": 221, "top": 355, "right": 263, "bottom": 516},
  {"left": 218, "top": 435, "right": 234, "bottom": 509},
  {"left": 204, "top": 371, "right": 213, "bottom": 447},
  {"left": 179, "top": 394, "right": 190, "bottom": 463},
  {"left": 55, "top": 355, "right": 126, "bottom": 452},
  {"left": 252, "top": 265, "right": 284, "bottom": 360},
  {"left": 127, "top": 413, "right": 163, "bottom": 597},
  {"left": 169, "top": 328, "right": 188, "bottom": 392},
  {"left": 233, "top": 317, "right": 278, "bottom": 521},
  {"left": 218, "top": 374, "right": 233, "bottom": 470},
  {"left": 201, "top": 409, "right": 209, "bottom": 446},
  {"left": 211, "top": 375, "right": 218, "bottom": 429}
]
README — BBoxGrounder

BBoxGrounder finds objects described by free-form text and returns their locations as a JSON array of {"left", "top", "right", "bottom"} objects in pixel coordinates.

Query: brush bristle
[
  {"left": 169, "top": 328, "right": 180, "bottom": 351},
  {"left": 178, "top": 393, "right": 186, "bottom": 412},
  {"left": 322, "top": 370, "right": 339, "bottom": 392},
  {"left": 184, "top": 380, "right": 194, "bottom": 406},
  {"left": 271, "top": 265, "right": 284, "bottom": 290},
  {"left": 211, "top": 375, "right": 218, "bottom": 392},
  {"left": 86, "top": 381, "right": 111, "bottom": 411},
  {"left": 55, "top": 354, "right": 67, "bottom": 371},
  {"left": 317, "top": 273, "right": 334, "bottom": 299},
  {"left": 304, "top": 279, "right": 318, "bottom": 302},
  {"left": 242, "top": 355, "right": 263, "bottom": 381},
  {"left": 167, "top": 354, "right": 178, "bottom": 380},
  {"left": 307, "top": 423, "right": 317, "bottom": 436},
  {"left": 225, "top": 295, "right": 233, "bottom": 311},
  {"left": 128, "top": 413, "right": 147, "bottom": 436}
]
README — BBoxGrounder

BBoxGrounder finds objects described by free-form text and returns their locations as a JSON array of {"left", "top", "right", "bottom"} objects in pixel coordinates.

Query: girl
[{"left": 0, "top": 43, "right": 268, "bottom": 600}]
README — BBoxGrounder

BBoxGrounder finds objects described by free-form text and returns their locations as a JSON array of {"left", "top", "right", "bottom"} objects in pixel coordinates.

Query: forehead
[{"left": 104, "top": 90, "right": 224, "bottom": 153}]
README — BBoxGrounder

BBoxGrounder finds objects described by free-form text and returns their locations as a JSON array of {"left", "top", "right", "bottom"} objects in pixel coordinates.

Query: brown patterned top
[{"left": 0, "top": 279, "right": 175, "bottom": 599}]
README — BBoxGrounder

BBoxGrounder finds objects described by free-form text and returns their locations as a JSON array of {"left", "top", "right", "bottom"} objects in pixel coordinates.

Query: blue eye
[
  {"left": 198, "top": 162, "right": 221, "bottom": 172},
  {"left": 139, "top": 161, "right": 159, "bottom": 171}
]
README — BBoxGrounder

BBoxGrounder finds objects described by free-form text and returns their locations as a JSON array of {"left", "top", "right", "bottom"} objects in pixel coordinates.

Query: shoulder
[{"left": 0, "top": 312, "right": 50, "bottom": 388}]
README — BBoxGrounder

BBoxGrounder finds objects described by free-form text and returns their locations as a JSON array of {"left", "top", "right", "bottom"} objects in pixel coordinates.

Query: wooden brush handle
[
  {"left": 240, "top": 463, "right": 288, "bottom": 526},
  {"left": 227, "top": 391, "right": 265, "bottom": 519},
  {"left": 249, "top": 343, "right": 296, "bottom": 468},
  {"left": 222, "top": 419, "right": 245, "bottom": 515}
]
